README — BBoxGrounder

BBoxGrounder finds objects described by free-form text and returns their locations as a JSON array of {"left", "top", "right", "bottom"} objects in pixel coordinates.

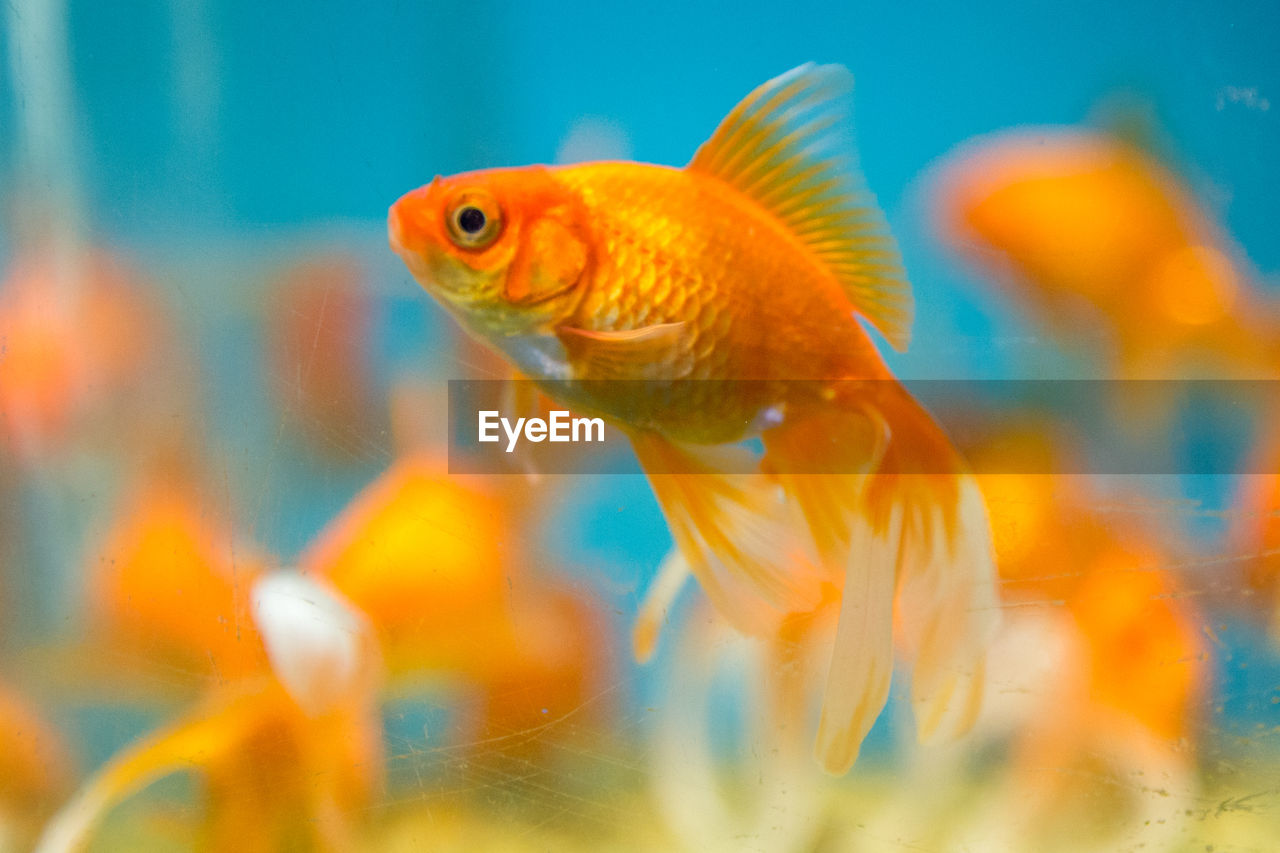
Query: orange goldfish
[
  {"left": 39, "top": 574, "right": 382, "bottom": 853},
  {"left": 390, "top": 63, "right": 1000, "bottom": 771},
  {"left": 52, "top": 478, "right": 382, "bottom": 851},
  {"left": 931, "top": 129, "right": 1275, "bottom": 379},
  {"left": 301, "top": 454, "right": 608, "bottom": 743},
  {"left": 0, "top": 244, "right": 164, "bottom": 456},
  {"left": 973, "top": 428, "right": 1205, "bottom": 744},
  {"left": 966, "top": 431, "right": 1205, "bottom": 849}
]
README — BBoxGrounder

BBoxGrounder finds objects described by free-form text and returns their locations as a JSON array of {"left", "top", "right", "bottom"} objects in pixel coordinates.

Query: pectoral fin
[
  {"left": 556, "top": 322, "right": 688, "bottom": 381},
  {"left": 500, "top": 368, "right": 555, "bottom": 481}
]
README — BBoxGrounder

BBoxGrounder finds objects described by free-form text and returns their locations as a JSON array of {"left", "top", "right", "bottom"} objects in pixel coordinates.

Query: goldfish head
[{"left": 388, "top": 166, "right": 590, "bottom": 339}]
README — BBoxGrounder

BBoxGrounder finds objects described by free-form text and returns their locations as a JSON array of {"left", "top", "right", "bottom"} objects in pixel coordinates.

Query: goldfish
[
  {"left": 300, "top": 454, "right": 609, "bottom": 742},
  {"left": 951, "top": 430, "right": 1206, "bottom": 852},
  {"left": 931, "top": 129, "right": 1276, "bottom": 379},
  {"left": 38, "top": 573, "right": 382, "bottom": 853},
  {"left": 0, "top": 244, "right": 165, "bottom": 458},
  {"left": 49, "top": 453, "right": 608, "bottom": 849},
  {"left": 390, "top": 63, "right": 1000, "bottom": 771},
  {"left": 971, "top": 428, "right": 1205, "bottom": 745},
  {"left": 41, "top": 475, "right": 383, "bottom": 851},
  {"left": 265, "top": 253, "right": 381, "bottom": 461}
]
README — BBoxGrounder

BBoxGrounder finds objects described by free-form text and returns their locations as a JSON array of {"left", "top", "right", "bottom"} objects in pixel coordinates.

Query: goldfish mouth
[
  {"left": 387, "top": 204, "right": 410, "bottom": 256},
  {"left": 387, "top": 205, "right": 436, "bottom": 287}
]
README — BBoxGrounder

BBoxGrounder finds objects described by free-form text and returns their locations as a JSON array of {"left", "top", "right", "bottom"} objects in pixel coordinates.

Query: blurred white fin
[
  {"left": 896, "top": 476, "right": 1000, "bottom": 743},
  {"left": 633, "top": 549, "right": 692, "bottom": 663},
  {"left": 251, "top": 572, "right": 374, "bottom": 717}
]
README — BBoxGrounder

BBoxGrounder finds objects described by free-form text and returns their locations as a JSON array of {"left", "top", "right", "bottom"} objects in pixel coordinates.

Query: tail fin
[
  {"left": 766, "top": 383, "right": 1001, "bottom": 771},
  {"left": 859, "top": 387, "right": 1000, "bottom": 746},
  {"left": 894, "top": 475, "right": 999, "bottom": 743},
  {"left": 35, "top": 689, "right": 262, "bottom": 853}
]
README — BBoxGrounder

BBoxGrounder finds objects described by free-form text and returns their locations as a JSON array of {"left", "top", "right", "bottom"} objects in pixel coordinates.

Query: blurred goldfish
[
  {"left": 974, "top": 429, "right": 1205, "bottom": 745},
  {"left": 301, "top": 454, "right": 609, "bottom": 743},
  {"left": 49, "top": 478, "right": 381, "bottom": 850},
  {"left": 1231, "top": 435, "right": 1280, "bottom": 639},
  {"left": 954, "top": 432, "right": 1206, "bottom": 851},
  {"left": 932, "top": 129, "right": 1275, "bottom": 378},
  {"left": 39, "top": 574, "right": 381, "bottom": 853},
  {"left": 265, "top": 254, "right": 381, "bottom": 461},
  {"left": 88, "top": 477, "right": 270, "bottom": 686},
  {"left": 0, "top": 245, "right": 166, "bottom": 457},
  {"left": 390, "top": 63, "right": 1000, "bottom": 772},
  {"left": 55, "top": 453, "right": 609, "bottom": 849}
]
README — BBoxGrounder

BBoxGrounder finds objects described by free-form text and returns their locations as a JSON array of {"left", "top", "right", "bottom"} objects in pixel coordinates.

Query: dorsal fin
[{"left": 687, "top": 63, "right": 913, "bottom": 351}]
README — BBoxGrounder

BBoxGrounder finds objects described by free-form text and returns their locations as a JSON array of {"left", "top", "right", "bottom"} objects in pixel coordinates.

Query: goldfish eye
[
  {"left": 457, "top": 207, "right": 486, "bottom": 233},
  {"left": 446, "top": 191, "right": 503, "bottom": 250}
]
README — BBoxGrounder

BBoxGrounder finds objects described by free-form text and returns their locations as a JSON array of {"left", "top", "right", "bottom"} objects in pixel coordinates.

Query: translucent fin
[
  {"left": 499, "top": 368, "right": 552, "bottom": 481},
  {"left": 35, "top": 690, "right": 261, "bottom": 853},
  {"left": 631, "top": 432, "right": 824, "bottom": 635},
  {"left": 687, "top": 63, "right": 912, "bottom": 350},
  {"left": 633, "top": 549, "right": 693, "bottom": 663},
  {"left": 557, "top": 322, "right": 689, "bottom": 380},
  {"left": 814, "top": 503, "right": 900, "bottom": 774},
  {"left": 895, "top": 476, "right": 1000, "bottom": 743}
]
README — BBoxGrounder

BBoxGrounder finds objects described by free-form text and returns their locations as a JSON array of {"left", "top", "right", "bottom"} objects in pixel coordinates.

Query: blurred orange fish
[
  {"left": 0, "top": 245, "right": 164, "bottom": 457},
  {"left": 265, "top": 254, "right": 380, "bottom": 460},
  {"left": 390, "top": 63, "right": 1000, "bottom": 771},
  {"left": 89, "top": 477, "right": 270, "bottom": 685},
  {"left": 302, "top": 455, "right": 609, "bottom": 743},
  {"left": 1232, "top": 436, "right": 1280, "bottom": 639},
  {"left": 53, "top": 481, "right": 382, "bottom": 851},
  {"left": 974, "top": 429, "right": 1205, "bottom": 739},
  {"left": 932, "top": 129, "right": 1275, "bottom": 378},
  {"left": 953, "top": 429, "right": 1207, "bottom": 848}
]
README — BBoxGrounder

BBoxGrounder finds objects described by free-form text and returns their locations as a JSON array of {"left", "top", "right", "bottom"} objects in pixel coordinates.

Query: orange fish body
[
  {"left": 90, "top": 480, "right": 270, "bottom": 684},
  {"left": 301, "top": 456, "right": 608, "bottom": 743},
  {"left": 933, "top": 131, "right": 1274, "bottom": 377},
  {"left": 547, "top": 163, "right": 891, "bottom": 377},
  {"left": 390, "top": 64, "right": 1000, "bottom": 772}
]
